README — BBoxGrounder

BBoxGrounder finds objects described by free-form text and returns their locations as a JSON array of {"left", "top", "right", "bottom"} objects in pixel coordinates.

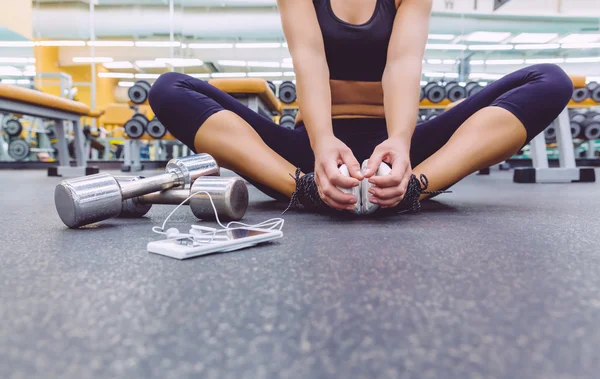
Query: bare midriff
[{"left": 295, "top": 79, "right": 385, "bottom": 124}]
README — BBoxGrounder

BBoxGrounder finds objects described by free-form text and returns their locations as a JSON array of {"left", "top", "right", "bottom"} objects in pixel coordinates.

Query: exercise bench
[{"left": 0, "top": 83, "right": 100, "bottom": 177}]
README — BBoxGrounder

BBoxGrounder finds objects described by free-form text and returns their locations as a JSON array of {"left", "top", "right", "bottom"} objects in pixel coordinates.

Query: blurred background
[{"left": 0, "top": 0, "right": 599, "bottom": 166}]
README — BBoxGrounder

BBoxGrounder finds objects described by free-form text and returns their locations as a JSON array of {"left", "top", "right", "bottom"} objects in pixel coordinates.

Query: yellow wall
[
  {"left": 0, "top": 0, "right": 32, "bottom": 39},
  {"left": 34, "top": 45, "right": 118, "bottom": 110}
]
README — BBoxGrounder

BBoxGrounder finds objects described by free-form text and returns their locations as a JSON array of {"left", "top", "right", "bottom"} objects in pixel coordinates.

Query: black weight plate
[
  {"left": 571, "top": 113, "right": 586, "bottom": 124},
  {"left": 591, "top": 87, "right": 600, "bottom": 103},
  {"left": 423, "top": 82, "right": 438, "bottom": 93},
  {"left": 446, "top": 85, "right": 466, "bottom": 102},
  {"left": 147, "top": 119, "right": 167, "bottom": 139},
  {"left": 570, "top": 122, "right": 582, "bottom": 139},
  {"left": 128, "top": 84, "right": 149, "bottom": 104},
  {"left": 587, "top": 81, "right": 598, "bottom": 91},
  {"left": 584, "top": 122, "right": 600, "bottom": 140},
  {"left": 571, "top": 88, "right": 589, "bottom": 102},
  {"left": 8, "top": 138, "right": 30, "bottom": 161},
  {"left": 267, "top": 81, "right": 276, "bottom": 95},
  {"left": 279, "top": 81, "right": 296, "bottom": 104},
  {"left": 4, "top": 119, "right": 23, "bottom": 137},
  {"left": 132, "top": 114, "right": 149, "bottom": 125},
  {"left": 124, "top": 119, "right": 146, "bottom": 139},
  {"left": 544, "top": 127, "right": 556, "bottom": 143},
  {"left": 468, "top": 85, "right": 484, "bottom": 97},
  {"left": 134, "top": 80, "right": 152, "bottom": 92},
  {"left": 443, "top": 81, "right": 458, "bottom": 89},
  {"left": 465, "top": 82, "right": 479, "bottom": 92},
  {"left": 426, "top": 85, "right": 445, "bottom": 103},
  {"left": 279, "top": 114, "right": 296, "bottom": 130}
]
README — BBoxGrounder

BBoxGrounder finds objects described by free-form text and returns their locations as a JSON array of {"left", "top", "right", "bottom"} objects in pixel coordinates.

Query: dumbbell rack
[
  {"left": 121, "top": 139, "right": 144, "bottom": 172},
  {"left": 514, "top": 107, "right": 596, "bottom": 183}
]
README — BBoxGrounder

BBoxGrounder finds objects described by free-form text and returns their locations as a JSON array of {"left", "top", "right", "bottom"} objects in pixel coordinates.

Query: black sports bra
[{"left": 313, "top": 0, "right": 398, "bottom": 82}]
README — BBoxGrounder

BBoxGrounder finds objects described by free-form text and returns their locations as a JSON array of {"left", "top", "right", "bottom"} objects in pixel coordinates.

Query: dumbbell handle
[
  {"left": 120, "top": 176, "right": 248, "bottom": 221},
  {"left": 119, "top": 171, "right": 181, "bottom": 199},
  {"left": 135, "top": 188, "right": 191, "bottom": 205},
  {"left": 120, "top": 154, "right": 219, "bottom": 199}
]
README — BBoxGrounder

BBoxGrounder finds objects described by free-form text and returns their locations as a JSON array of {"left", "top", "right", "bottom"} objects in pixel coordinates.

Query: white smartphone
[{"left": 147, "top": 228, "right": 283, "bottom": 260}]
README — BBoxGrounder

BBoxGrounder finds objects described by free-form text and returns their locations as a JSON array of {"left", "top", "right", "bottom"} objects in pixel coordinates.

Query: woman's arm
[
  {"left": 278, "top": 0, "right": 363, "bottom": 210},
  {"left": 363, "top": 0, "right": 432, "bottom": 207},
  {"left": 382, "top": 0, "right": 432, "bottom": 143},
  {"left": 277, "top": 0, "right": 333, "bottom": 147}
]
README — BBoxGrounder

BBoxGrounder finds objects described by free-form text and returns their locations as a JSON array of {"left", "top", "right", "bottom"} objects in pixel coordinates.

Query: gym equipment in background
[
  {"left": 582, "top": 118, "right": 600, "bottom": 141},
  {"left": 54, "top": 154, "right": 219, "bottom": 228},
  {"left": 571, "top": 87, "right": 589, "bottom": 103},
  {"left": 146, "top": 117, "right": 167, "bottom": 139},
  {"left": 128, "top": 80, "right": 152, "bottom": 104},
  {"left": 426, "top": 111, "right": 442, "bottom": 120},
  {"left": 279, "top": 113, "right": 295, "bottom": 129},
  {"left": 3, "top": 118, "right": 23, "bottom": 137},
  {"left": 419, "top": 87, "right": 425, "bottom": 102},
  {"left": 591, "top": 86, "right": 600, "bottom": 103},
  {"left": 444, "top": 82, "right": 467, "bottom": 102},
  {"left": 124, "top": 114, "right": 149, "bottom": 139},
  {"left": 119, "top": 176, "right": 249, "bottom": 221},
  {"left": 544, "top": 125, "right": 557, "bottom": 143},
  {"left": 465, "top": 82, "right": 484, "bottom": 97},
  {"left": 267, "top": 81, "right": 276, "bottom": 95},
  {"left": 423, "top": 82, "right": 445, "bottom": 103},
  {"left": 7, "top": 138, "right": 30, "bottom": 161},
  {"left": 279, "top": 81, "right": 296, "bottom": 104},
  {"left": 513, "top": 108, "right": 595, "bottom": 184}
]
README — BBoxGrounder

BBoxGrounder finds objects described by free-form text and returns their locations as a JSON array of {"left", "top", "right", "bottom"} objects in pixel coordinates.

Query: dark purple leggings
[{"left": 149, "top": 64, "right": 573, "bottom": 200}]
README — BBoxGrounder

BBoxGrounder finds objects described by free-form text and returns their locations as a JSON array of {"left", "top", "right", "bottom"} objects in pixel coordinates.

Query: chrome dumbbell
[
  {"left": 118, "top": 176, "right": 249, "bottom": 221},
  {"left": 55, "top": 154, "right": 219, "bottom": 228}
]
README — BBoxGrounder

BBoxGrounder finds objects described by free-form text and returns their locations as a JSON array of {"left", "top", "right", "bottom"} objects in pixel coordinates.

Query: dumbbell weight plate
[
  {"left": 583, "top": 120, "right": 600, "bottom": 140},
  {"left": 132, "top": 114, "right": 149, "bottom": 125},
  {"left": 423, "top": 82, "right": 438, "bottom": 94},
  {"left": 279, "top": 81, "right": 296, "bottom": 104},
  {"left": 443, "top": 81, "right": 458, "bottom": 88},
  {"left": 544, "top": 125, "right": 557, "bottom": 143},
  {"left": 571, "top": 113, "right": 587, "bottom": 124},
  {"left": 570, "top": 122, "right": 582, "bottom": 139},
  {"left": 267, "top": 81, "right": 276, "bottom": 95},
  {"left": 571, "top": 88, "right": 589, "bottom": 103},
  {"left": 4, "top": 119, "right": 23, "bottom": 137},
  {"left": 465, "top": 82, "right": 479, "bottom": 93},
  {"left": 124, "top": 118, "right": 146, "bottom": 139},
  {"left": 445, "top": 84, "right": 467, "bottom": 102},
  {"left": 587, "top": 82, "right": 599, "bottom": 91},
  {"left": 425, "top": 84, "right": 445, "bottom": 103},
  {"left": 592, "top": 87, "right": 600, "bottom": 103},
  {"left": 147, "top": 118, "right": 167, "bottom": 139},
  {"left": 279, "top": 114, "right": 296, "bottom": 130},
  {"left": 128, "top": 81, "right": 152, "bottom": 104},
  {"left": 467, "top": 85, "right": 484, "bottom": 97},
  {"left": 8, "top": 138, "right": 30, "bottom": 161}
]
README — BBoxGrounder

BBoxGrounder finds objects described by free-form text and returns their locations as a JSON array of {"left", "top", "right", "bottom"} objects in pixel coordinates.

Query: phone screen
[{"left": 228, "top": 228, "right": 272, "bottom": 239}]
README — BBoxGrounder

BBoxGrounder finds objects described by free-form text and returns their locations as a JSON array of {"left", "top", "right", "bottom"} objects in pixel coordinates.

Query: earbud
[{"left": 166, "top": 228, "right": 181, "bottom": 239}]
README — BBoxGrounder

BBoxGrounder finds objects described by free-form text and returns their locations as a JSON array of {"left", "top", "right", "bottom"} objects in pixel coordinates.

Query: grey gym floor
[{"left": 2, "top": 169, "right": 600, "bottom": 379}]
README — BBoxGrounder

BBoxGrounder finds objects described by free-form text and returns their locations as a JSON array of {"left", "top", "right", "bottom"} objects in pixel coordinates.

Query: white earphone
[{"left": 152, "top": 190, "right": 284, "bottom": 244}]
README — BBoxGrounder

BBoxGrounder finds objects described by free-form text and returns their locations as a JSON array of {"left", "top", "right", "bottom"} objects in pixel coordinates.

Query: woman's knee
[
  {"left": 148, "top": 72, "right": 189, "bottom": 111},
  {"left": 529, "top": 64, "right": 574, "bottom": 105}
]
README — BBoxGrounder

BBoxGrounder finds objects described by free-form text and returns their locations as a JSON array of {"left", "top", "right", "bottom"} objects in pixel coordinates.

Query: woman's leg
[
  {"left": 149, "top": 72, "right": 314, "bottom": 200},
  {"left": 409, "top": 64, "right": 574, "bottom": 198}
]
